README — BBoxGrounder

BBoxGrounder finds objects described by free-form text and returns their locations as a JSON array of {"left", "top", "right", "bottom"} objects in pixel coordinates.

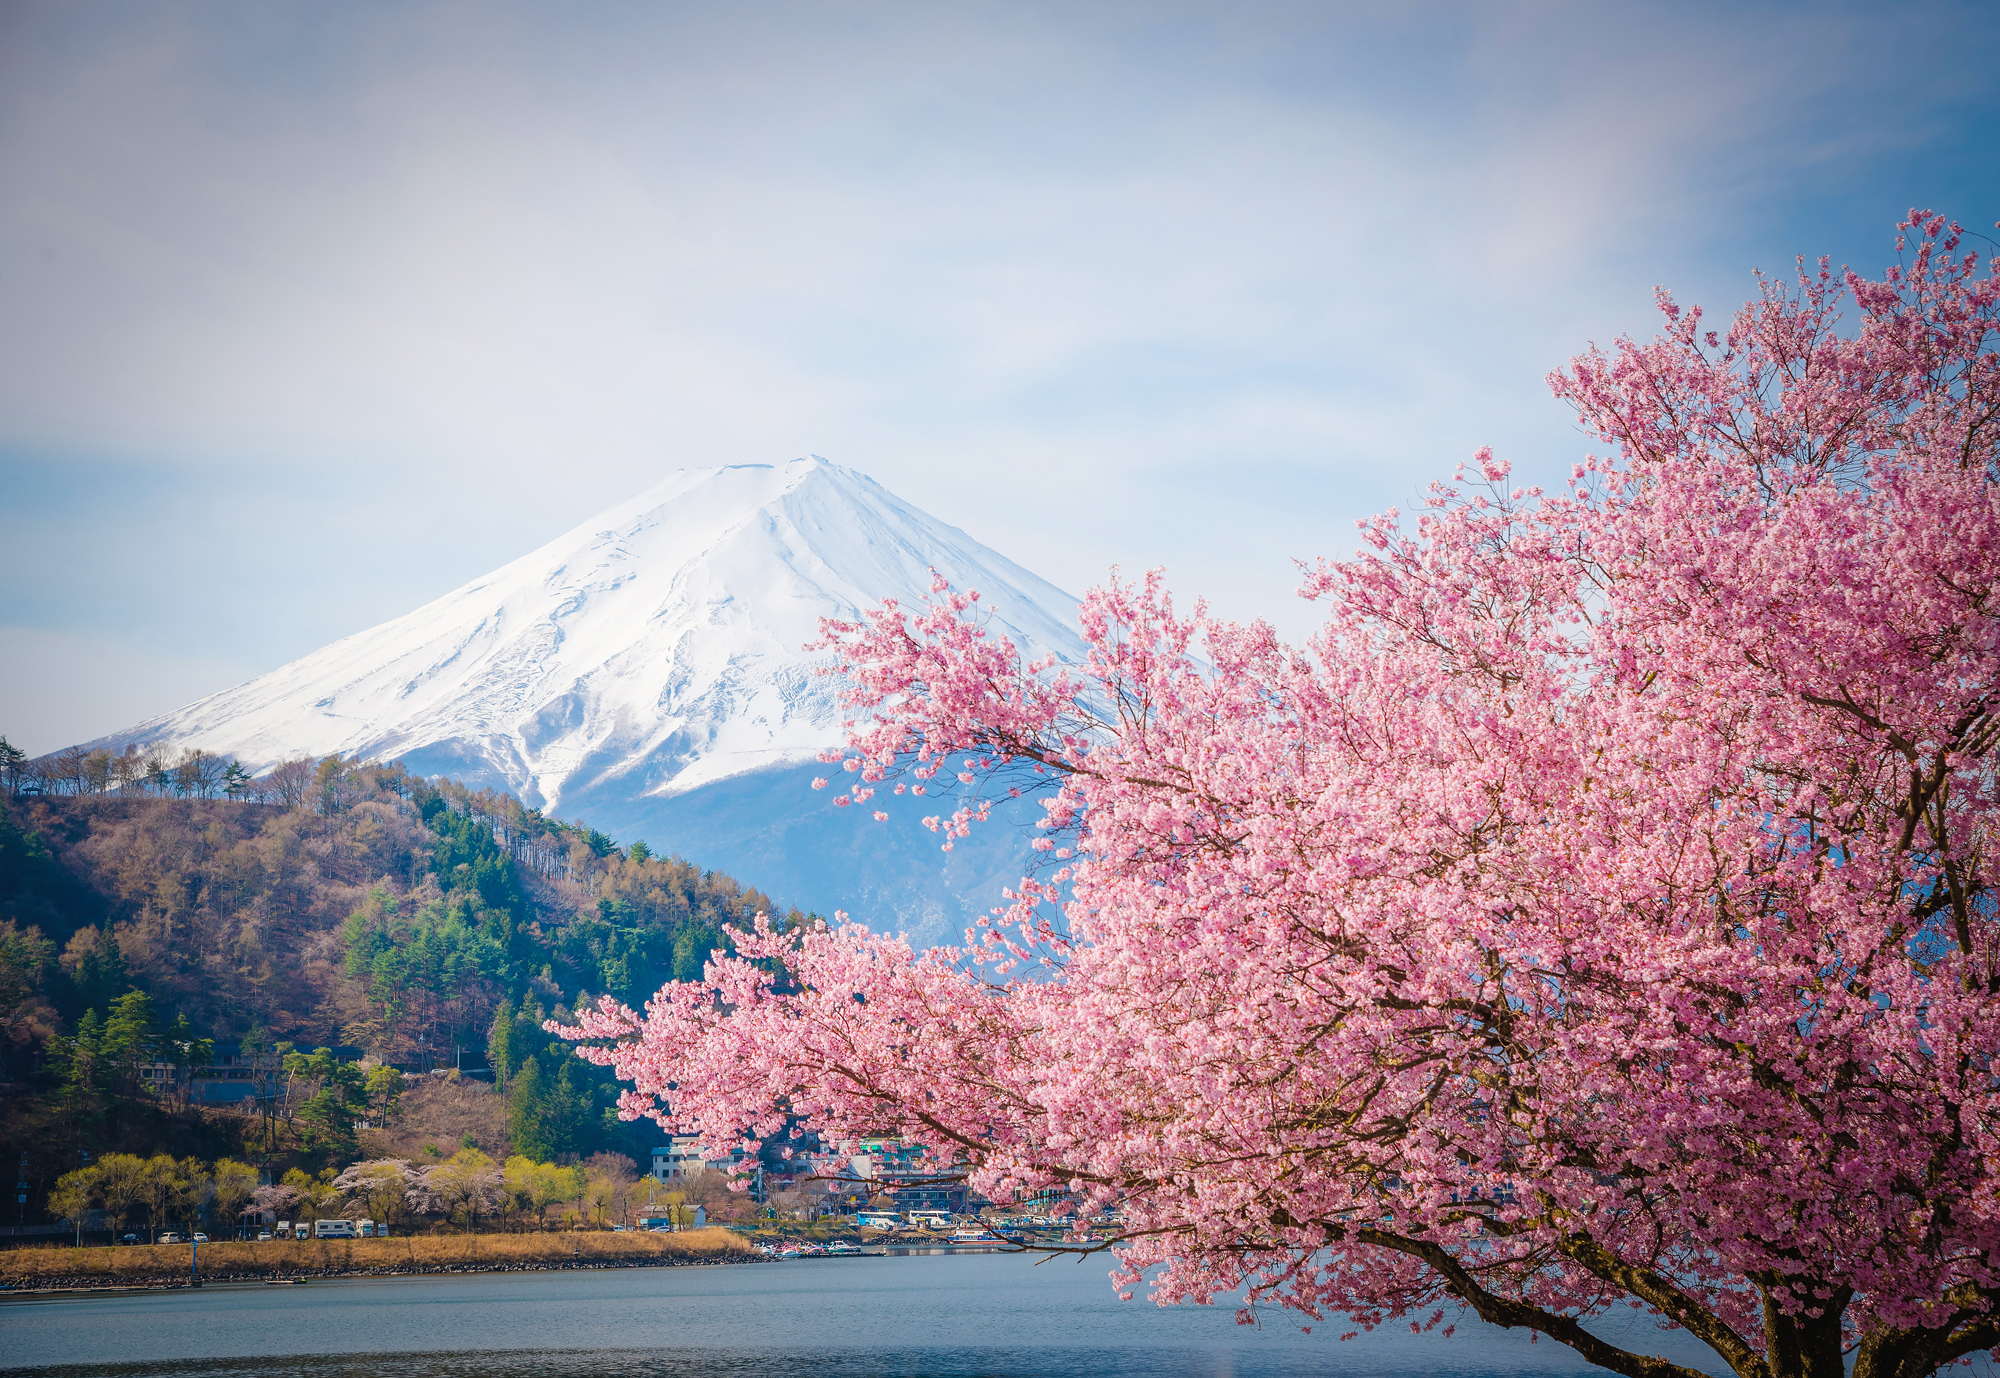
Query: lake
[{"left": 0, "top": 1252, "right": 1724, "bottom": 1377}]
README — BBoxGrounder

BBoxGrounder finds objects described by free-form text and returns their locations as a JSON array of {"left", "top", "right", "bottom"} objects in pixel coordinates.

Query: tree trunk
[{"left": 1761, "top": 1299, "right": 1848, "bottom": 1378}]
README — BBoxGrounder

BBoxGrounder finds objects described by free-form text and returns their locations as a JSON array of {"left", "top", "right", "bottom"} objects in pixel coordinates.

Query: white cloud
[{"left": 2, "top": 0, "right": 1994, "bottom": 748}]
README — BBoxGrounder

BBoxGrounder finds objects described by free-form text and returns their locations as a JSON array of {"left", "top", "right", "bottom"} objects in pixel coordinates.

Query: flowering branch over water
[{"left": 555, "top": 214, "right": 2000, "bottom": 1378}]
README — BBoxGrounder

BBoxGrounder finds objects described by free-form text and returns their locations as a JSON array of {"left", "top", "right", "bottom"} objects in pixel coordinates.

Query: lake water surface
[{"left": 1, "top": 1252, "right": 1725, "bottom": 1377}]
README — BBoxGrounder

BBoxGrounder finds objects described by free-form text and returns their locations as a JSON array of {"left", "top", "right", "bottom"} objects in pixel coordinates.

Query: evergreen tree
[
  {"left": 297, "top": 1085, "right": 360, "bottom": 1160},
  {"left": 100, "top": 990, "right": 160, "bottom": 1097},
  {"left": 672, "top": 922, "right": 720, "bottom": 983},
  {"left": 56, "top": 1007, "right": 105, "bottom": 1104},
  {"left": 0, "top": 795, "right": 58, "bottom": 927},
  {"left": 282, "top": 1048, "right": 368, "bottom": 1159},
  {"left": 506, "top": 1057, "right": 549, "bottom": 1159},
  {"left": 69, "top": 928, "right": 131, "bottom": 1016},
  {"left": 545, "top": 1060, "right": 591, "bottom": 1160},
  {"left": 487, "top": 1000, "right": 522, "bottom": 1083},
  {"left": 161, "top": 1011, "right": 214, "bottom": 1071},
  {"left": 0, "top": 736, "right": 25, "bottom": 795}
]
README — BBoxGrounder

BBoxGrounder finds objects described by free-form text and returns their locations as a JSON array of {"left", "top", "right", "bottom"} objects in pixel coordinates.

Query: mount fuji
[{"left": 88, "top": 458, "right": 1084, "bottom": 946}]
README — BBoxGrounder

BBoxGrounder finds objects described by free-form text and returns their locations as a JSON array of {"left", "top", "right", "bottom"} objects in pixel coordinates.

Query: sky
[{"left": 3, "top": 0, "right": 1997, "bottom": 754}]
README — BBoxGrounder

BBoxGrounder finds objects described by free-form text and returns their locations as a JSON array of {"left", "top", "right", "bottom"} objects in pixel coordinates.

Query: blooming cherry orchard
[{"left": 556, "top": 215, "right": 2000, "bottom": 1378}]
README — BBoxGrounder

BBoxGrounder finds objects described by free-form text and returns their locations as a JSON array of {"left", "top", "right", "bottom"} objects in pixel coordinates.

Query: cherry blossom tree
[
  {"left": 410, "top": 1148, "right": 504, "bottom": 1229},
  {"left": 555, "top": 214, "right": 2000, "bottom": 1378},
  {"left": 248, "top": 1181, "right": 302, "bottom": 1229},
  {"left": 332, "top": 1158, "right": 421, "bottom": 1225}
]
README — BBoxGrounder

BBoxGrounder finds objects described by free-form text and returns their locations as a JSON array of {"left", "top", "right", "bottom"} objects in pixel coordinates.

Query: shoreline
[
  {"left": 1, "top": 1244, "right": 1035, "bottom": 1295},
  {"left": 0, "top": 1227, "right": 758, "bottom": 1293},
  {"left": 2, "top": 1255, "right": 761, "bottom": 1296}
]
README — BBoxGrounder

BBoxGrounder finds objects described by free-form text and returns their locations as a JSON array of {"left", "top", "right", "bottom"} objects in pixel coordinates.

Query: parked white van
[{"left": 314, "top": 1219, "right": 357, "bottom": 1239}]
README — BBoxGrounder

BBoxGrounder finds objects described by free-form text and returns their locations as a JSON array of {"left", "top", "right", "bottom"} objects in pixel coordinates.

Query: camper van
[
  {"left": 314, "top": 1219, "right": 356, "bottom": 1239},
  {"left": 356, "top": 1219, "right": 383, "bottom": 1238}
]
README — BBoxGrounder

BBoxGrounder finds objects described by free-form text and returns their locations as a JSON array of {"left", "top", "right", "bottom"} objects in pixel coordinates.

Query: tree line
[
  {"left": 45, "top": 1141, "right": 730, "bottom": 1244},
  {"left": 0, "top": 743, "right": 816, "bottom": 1214},
  {"left": 1, "top": 738, "right": 257, "bottom": 802}
]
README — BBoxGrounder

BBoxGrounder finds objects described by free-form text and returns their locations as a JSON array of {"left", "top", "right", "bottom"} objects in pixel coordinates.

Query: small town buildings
[
  {"left": 649, "top": 1135, "right": 710, "bottom": 1182},
  {"left": 137, "top": 1045, "right": 281, "bottom": 1105}
]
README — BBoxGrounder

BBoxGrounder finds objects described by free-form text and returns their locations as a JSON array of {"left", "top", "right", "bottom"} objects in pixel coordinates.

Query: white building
[{"left": 650, "top": 1135, "right": 707, "bottom": 1182}]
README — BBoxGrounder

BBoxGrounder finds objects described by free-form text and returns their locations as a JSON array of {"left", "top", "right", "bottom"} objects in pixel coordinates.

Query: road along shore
[{"left": 0, "top": 1228, "right": 758, "bottom": 1291}]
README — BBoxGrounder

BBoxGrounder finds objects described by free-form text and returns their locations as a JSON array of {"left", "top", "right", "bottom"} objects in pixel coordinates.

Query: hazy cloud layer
[{"left": 4, "top": 0, "right": 1996, "bottom": 751}]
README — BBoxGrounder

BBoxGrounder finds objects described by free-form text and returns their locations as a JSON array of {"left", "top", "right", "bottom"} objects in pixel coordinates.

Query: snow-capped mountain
[{"left": 88, "top": 458, "right": 1082, "bottom": 942}]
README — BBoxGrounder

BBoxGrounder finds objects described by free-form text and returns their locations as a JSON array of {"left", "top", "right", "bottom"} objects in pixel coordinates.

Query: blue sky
[{"left": 3, "top": 0, "right": 1996, "bottom": 753}]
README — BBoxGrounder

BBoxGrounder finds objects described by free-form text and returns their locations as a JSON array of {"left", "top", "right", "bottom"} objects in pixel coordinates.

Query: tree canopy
[{"left": 558, "top": 215, "right": 2000, "bottom": 1378}]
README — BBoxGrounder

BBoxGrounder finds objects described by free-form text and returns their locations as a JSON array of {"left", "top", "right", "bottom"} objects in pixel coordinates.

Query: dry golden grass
[{"left": 0, "top": 1227, "right": 755, "bottom": 1286}]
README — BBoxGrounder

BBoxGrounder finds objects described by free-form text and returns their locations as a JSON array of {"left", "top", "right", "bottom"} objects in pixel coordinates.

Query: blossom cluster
[{"left": 555, "top": 215, "right": 2000, "bottom": 1378}]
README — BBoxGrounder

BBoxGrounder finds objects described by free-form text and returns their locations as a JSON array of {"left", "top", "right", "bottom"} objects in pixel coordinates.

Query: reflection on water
[
  {"left": 2, "top": 1347, "right": 1349, "bottom": 1378},
  {"left": 0, "top": 1252, "right": 1723, "bottom": 1378}
]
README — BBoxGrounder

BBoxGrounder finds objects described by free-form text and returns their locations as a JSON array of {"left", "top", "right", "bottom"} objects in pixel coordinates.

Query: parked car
[
  {"left": 192, "top": 1234, "right": 209, "bottom": 1243},
  {"left": 257, "top": 1231, "right": 273, "bottom": 1242},
  {"left": 119, "top": 1234, "right": 140, "bottom": 1246},
  {"left": 158, "top": 1232, "right": 184, "bottom": 1244}
]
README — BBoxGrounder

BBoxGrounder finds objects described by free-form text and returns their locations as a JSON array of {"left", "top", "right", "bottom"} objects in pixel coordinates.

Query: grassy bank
[{"left": 0, "top": 1228, "right": 757, "bottom": 1290}]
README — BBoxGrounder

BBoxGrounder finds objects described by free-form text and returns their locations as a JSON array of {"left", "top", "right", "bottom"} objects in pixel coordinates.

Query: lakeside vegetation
[
  {"left": 41, "top": 1140, "right": 748, "bottom": 1249},
  {"left": 0, "top": 744, "right": 819, "bottom": 1220},
  {"left": 0, "top": 1226, "right": 757, "bottom": 1286}
]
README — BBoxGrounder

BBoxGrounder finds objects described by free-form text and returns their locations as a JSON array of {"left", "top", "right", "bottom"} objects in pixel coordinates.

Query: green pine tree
[
  {"left": 61, "top": 1008, "right": 105, "bottom": 1098},
  {"left": 487, "top": 999, "right": 519, "bottom": 1083},
  {"left": 507, "top": 1057, "right": 549, "bottom": 1158},
  {"left": 70, "top": 928, "right": 131, "bottom": 1015},
  {"left": 162, "top": 1011, "right": 213, "bottom": 1069},
  {"left": 298, "top": 1087, "right": 359, "bottom": 1159},
  {"left": 100, "top": 990, "right": 159, "bottom": 1097},
  {"left": 545, "top": 1060, "right": 592, "bottom": 1159}
]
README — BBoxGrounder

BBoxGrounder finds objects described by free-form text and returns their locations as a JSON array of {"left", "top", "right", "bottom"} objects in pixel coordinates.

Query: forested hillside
[
  {"left": 0, "top": 747, "right": 815, "bottom": 1186},
  {"left": 1, "top": 750, "right": 805, "bottom": 1058}
]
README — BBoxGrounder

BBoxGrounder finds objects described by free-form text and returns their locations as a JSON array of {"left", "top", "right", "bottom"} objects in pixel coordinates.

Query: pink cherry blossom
[{"left": 554, "top": 215, "right": 2000, "bottom": 1378}]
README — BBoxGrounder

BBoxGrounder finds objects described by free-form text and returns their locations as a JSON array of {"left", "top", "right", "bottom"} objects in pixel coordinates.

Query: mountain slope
[{"left": 88, "top": 458, "right": 1082, "bottom": 942}]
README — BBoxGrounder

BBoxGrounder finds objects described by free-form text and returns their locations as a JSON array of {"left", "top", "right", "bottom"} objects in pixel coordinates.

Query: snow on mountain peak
[{"left": 94, "top": 457, "right": 1083, "bottom": 813}]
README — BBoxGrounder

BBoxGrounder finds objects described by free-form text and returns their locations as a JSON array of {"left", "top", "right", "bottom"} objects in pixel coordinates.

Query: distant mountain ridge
[{"left": 85, "top": 458, "right": 1083, "bottom": 944}]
